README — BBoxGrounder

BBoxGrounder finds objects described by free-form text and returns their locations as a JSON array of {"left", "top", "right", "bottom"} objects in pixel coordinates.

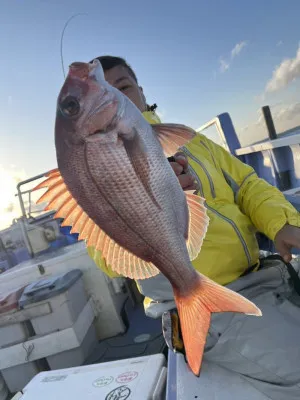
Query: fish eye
[{"left": 60, "top": 96, "right": 80, "bottom": 117}]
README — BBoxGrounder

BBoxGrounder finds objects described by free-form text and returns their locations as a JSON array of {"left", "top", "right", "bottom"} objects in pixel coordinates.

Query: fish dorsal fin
[
  {"left": 152, "top": 123, "right": 196, "bottom": 157},
  {"left": 34, "top": 169, "right": 159, "bottom": 280},
  {"left": 185, "top": 191, "right": 209, "bottom": 260}
]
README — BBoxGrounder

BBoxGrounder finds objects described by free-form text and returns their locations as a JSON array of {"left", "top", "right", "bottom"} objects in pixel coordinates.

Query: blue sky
[{"left": 1, "top": 0, "right": 300, "bottom": 227}]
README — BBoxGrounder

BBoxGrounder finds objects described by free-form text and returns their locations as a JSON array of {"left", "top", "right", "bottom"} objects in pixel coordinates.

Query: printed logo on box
[
  {"left": 93, "top": 376, "right": 114, "bottom": 388},
  {"left": 116, "top": 371, "right": 138, "bottom": 384},
  {"left": 42, "top": 375, "right": 67, "bottom": 383},
  {"left": 105, "top": 385, "right": 131, "bottom": 400}
]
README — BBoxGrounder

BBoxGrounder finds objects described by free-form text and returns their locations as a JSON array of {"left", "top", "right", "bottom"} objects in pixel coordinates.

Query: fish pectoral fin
[
  {"left": 120, "top": 128, "right": 160, "bottom": 208},
  {"left": 185, "top": 192, "right": 210, "bottom": 260},
  {"left": 152, "top": 123, "right": 196, "bottom": 157},
  {"left": 174, "top": 274, "right": 262, "bottom": 376},
  {"left": 34, "top": 169, "right": 159, "bottom": 280}
]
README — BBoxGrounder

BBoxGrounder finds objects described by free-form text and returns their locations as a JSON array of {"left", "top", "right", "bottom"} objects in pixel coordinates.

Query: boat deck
[{"left": 84, "top": 299, "right": 167, "bottom": 366}]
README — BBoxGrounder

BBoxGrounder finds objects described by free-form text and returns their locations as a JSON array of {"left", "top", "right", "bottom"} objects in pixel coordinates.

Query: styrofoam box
[
  {"left": 2, "top": 360, "right": 47, "bottom": 395},
  {"left": 0, "top": 323, "right": 30, "bottom": 348},
  {"left": 19, "top": 270, "right": 87, "bottom": 335},
  {"left": 46, "top": 324, "right": 97, "bottom": 370},
  {"left": 0, "top": 373, "right": 8, "bottom": 400},
  {"left": 19, "top": 354, "right": 167, "bottom": 400},
  {"left": 0, "top": 287, "right": 30, "bottom": 348},
  {"left": 0, "top": 241, "right": 128, "bottom": 339}
]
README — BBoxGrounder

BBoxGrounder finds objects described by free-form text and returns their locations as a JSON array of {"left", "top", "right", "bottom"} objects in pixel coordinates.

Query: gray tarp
[{"left": 138, "top": 257, "right": 300, "bottom": 399}]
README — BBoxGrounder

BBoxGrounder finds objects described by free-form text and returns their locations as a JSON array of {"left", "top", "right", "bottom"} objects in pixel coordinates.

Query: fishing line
[{"left": 60, "top": 13, "right": 88, "bottom": 79}]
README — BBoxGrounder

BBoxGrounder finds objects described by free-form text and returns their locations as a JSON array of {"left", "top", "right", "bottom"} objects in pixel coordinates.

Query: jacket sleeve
[
  {"left": 87, "top": 246, "right": 122, "bottom": 278},
  {"left": 200, "top": 134, "right": 300, "bottom": 241}
]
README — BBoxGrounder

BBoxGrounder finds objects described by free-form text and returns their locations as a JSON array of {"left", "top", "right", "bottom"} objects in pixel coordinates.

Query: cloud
[
  {"left": 156, "top": 108, "right": 167, "bottom": 121},
  {"left": 265, "top": 45, "right": 300, "bottom": 93},
  {"left": 231, "top": 41, "right": 247, "bottom": 58},
  {"left": 219, "top": 41, "right": 247, "bottom": 73},
  {"left": 240, "top": 102, "right": 300, "bottom": 141},
  {"left": 219, "top": 58, "right": 230, "bottom": 73},
  {"left": 4, "top": 203, "right": 15, "bottom": 213},
  {"left": 240, "top": 125, "right": 249, "bottom": 133},
  {"left": 272, "top": 102, "right": 300, "bottom": 122},
  {"left": 276, "top": 40, "right": 283, "bottom": 47},
  {"left": 255, "top": 103, "right": 300, "bottom": 126}
]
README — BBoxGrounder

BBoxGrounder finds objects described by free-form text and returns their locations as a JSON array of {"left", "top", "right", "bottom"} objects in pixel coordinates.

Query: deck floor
[{"left": 84, "top": 299, "right": 167, "bottom": 365}]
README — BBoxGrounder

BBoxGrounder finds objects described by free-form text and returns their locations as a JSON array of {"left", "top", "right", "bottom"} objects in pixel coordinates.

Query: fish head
[{"left": 55, "top": 59, "right": 124, "bottom": 147}]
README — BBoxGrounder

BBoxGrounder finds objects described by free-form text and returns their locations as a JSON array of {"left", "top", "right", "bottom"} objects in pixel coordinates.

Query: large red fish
[{"left": 35, "top": 60, "right": 261, "bottom": 376}]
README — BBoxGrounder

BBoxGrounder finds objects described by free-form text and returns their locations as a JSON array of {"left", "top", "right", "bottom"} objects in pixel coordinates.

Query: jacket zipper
[
  {"left": 206, "top": 205, "right": 252, "bottom": 266},
  {"left": 186, "top": 155, "right": 252, "bottom": 267},
  {"left": 182, "top": 147, "right": 216, "bottom": 198},
  {"left": 199, "top": 140, "right": 217, "bottom": 168}
]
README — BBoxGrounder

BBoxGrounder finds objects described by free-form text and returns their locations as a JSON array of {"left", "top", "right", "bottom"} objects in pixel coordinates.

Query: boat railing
[
  {"left": 197, "top": 112, "right": 300, "bottom": 255},
  {"left": 9, "top": 171, "right": 80, "bottom": 260},
  {"left": 197, "top": 112, "right": 300, "bottom": 194},
  {"left": 16, "top": 171, "right": 51, "bottom": 220}
]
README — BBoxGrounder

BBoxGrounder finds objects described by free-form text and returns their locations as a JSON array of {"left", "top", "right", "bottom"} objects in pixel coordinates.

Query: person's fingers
[
  {"left": 288, "top": 230, "right": 300, "bottom": 248},
  {"left": 174, "top": 152, "right": 189, "bottom": 173},
  {"left": 178, "top": 174, "right": 198, "bottom": 191},
  {"left": 183, "top": 183, "right": 199, "bottom": 191},
  {"left": 284, "top": 254, "right": 293, "bottom": 263},
  {"left": 169, "top": 162, "right": 183, "bottom": 176},
  {"left": 275, "top": 240, "right": 292, "bottom": 263},
  {"left": 275, "top": 225, "right": 300, "bottom": 263},
  {"left": 169, "top": 153, "right": 198, "bottom": 190}
]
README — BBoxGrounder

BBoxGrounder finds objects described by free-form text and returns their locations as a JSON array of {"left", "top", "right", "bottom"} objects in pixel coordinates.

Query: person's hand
[
  {"left": 169, "top": 152, "right": 198, "bottom": 191},
  {"left": 274, "top": 224, "right": 300, "bottom": 263}
]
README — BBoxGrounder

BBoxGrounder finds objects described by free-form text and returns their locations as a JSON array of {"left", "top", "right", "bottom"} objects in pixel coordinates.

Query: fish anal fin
[
  {"left": 174, "top": 274, "right": 262, "bottom": 376},
  {"left": 95, "top": 235, "right": 159, "bottom": 280},
  {"left": 185, "top": 192, "right": 209, "bottom": 260},
  {"left": 152, "top": 123, "right": 196, "bottom": 157}
]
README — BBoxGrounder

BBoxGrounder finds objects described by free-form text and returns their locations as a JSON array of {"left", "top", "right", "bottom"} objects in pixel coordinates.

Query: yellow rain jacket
[{"left": 87, "top": 111, "right": 300, "bottom": 293}]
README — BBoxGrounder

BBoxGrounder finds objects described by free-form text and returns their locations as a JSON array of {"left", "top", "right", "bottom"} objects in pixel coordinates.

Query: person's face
[{"left": 104, "top": 65, "right": 147, "bottom": 113}]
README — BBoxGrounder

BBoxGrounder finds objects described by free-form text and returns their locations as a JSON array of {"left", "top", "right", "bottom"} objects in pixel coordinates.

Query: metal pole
[
  {"left": 16, "top": 171, "right": 50, "bottom": 218},
  {"left": 16, "top": 171, "right": 52, "bottom": 258},
  {"left": 262, "top": 106, "right": 277, "bottom": 140}
]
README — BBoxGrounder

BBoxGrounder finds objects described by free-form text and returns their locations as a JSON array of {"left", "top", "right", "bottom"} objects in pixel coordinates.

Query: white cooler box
[
  {"left": 18, "top": 269, "right": 97, "bottom": 370},
  {"left": 0, "top": 287, "right": 30, "bottom": 347},
  {"left": 14, "top": 354, "right": 167, "bottom": 400},
  {"left": 0, "top": 287, "right": 45, "bottom": 394},
  {"left": 0, "top": 373, "right": 8, "bottom": 400},
  {"left": 18, "top": 270, "right": 87, "bottom": 334}
]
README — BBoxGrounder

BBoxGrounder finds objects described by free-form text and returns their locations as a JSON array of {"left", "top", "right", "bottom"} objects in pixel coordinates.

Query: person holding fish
[{"left": 35, "top": 55, "right": 300, "bottom": 399}]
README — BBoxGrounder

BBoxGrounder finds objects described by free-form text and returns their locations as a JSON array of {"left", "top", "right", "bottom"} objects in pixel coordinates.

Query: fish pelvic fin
[{"left": 173, "top": 273, "right": 262, "bottom": 376}]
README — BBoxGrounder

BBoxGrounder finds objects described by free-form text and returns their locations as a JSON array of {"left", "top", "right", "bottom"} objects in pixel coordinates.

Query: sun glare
[{"left": 0, "top": 165, "right": 26, "bottom": 229}]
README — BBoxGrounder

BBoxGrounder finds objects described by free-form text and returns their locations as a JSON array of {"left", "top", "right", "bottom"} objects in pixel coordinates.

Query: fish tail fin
[{"left": 173, "top": 273, "right": 262, "bottom": 376}]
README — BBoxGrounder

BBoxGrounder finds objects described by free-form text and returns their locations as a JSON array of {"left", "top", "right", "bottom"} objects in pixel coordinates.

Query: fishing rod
[{"left": 60, "top": 13, "right": 88, "bottom": 78}]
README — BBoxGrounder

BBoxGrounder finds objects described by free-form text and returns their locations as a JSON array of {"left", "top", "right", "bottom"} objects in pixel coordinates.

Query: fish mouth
[
  {"left": 92, "top": 97, "right": 115, "bottom": 115},
  {"left": 88, "top": 98, "right": 119, "bottom": 138},
  {"left": 89, "top": 129, "right": 108, "bottom": 138},
  {"left": 89, "top": 98, "right": 116, "bottom": 136}
]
